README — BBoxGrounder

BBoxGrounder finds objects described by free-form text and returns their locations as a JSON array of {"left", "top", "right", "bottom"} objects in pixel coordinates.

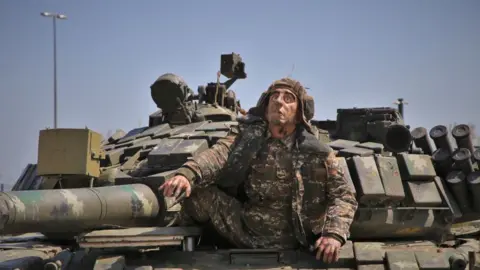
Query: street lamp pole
[{"left": 41, "top": 12, "right": 67, "bottom": 129}]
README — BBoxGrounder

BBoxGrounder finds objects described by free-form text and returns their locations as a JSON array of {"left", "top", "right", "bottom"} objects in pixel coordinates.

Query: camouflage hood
[{"left": 248, "top": 77, "right": 315, "bottom": 134}]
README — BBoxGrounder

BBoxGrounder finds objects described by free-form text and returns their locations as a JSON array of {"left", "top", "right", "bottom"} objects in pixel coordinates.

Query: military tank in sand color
[{"left": 0, "top": 53, "right": 479, "bottom": 269}]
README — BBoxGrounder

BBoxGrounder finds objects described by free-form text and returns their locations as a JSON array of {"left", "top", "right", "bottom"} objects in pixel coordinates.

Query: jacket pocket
[{"left": 246, "top": 163, "right": 276, "bottom": 202}]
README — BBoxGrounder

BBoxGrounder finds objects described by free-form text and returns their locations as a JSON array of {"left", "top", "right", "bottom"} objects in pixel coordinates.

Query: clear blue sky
[{"left": 1, "top": 0, "right": 479, "bottom": 184}]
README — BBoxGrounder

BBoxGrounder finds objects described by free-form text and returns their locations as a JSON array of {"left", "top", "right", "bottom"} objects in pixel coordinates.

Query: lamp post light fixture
[{"left": 41, "top": 12, "right": 67, "bottom": 129}]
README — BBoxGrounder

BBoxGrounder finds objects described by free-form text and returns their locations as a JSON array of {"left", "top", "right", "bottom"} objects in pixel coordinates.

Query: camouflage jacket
[{"left": 176, "top": 116, "right": 358, "bottom": 246}]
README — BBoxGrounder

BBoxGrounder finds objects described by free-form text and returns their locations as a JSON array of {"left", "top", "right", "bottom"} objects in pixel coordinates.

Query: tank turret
[{"left": 12, "top": 53, "right": 247, "bottom": 190}]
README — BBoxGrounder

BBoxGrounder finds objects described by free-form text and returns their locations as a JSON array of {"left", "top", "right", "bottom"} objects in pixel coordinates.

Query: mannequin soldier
[{"left": 160, "top": 77, "right": 358, "bottom": 263}]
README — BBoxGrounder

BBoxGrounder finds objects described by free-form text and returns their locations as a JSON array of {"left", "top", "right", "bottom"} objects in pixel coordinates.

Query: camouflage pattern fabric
[
  {"left": 179, "top": 131, "right": 299, "bottom": 248},
  {"left": 176, "top": 119, "right": 358, "bottom": 248}
]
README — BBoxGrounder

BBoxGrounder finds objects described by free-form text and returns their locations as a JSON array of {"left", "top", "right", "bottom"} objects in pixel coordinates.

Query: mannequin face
[{"left": 265, "top": 88, "right": 299, "bottom": 126}]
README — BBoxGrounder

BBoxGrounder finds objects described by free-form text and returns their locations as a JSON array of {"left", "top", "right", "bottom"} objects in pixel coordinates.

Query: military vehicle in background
[{"left": 0, "top": 52, "right": 479, "bottom": 269}]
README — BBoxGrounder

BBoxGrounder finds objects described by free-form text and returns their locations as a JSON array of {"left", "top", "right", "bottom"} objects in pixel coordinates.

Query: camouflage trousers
[{"left": 178, "top": 185, "right": 299, "bottom": 249}]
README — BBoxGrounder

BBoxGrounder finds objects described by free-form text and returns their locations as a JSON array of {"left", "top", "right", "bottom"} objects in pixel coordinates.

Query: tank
[{"left": 0, "top": 53, "right": 479, "bottom": 270}]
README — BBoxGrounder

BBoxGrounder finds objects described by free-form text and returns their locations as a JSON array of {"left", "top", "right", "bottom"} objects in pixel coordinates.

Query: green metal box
[{"left": 37, "top": 128, "right": 105, "bottom": 177}]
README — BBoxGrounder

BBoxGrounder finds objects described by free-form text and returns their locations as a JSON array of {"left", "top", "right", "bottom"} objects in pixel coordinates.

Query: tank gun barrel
[
  {"left": 0, "top": 184, "right": 161, "bottom": 235},
  {"left": 383, "top": 123, "right": 413, "bottom": 153}
]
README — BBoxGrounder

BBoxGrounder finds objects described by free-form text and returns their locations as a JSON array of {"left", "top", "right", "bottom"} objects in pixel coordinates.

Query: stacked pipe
[{"left": 410, "top": 124, "right": 480, "bottom": 214}]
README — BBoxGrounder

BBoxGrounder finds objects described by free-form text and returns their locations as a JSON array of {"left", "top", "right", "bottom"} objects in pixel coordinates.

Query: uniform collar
[{"left": 265, "top": 128, "right": 296, "bottom": 149}]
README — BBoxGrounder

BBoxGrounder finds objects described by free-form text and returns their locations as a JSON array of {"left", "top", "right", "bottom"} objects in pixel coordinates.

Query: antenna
[
  {"left": 287, "top": 64, "right": 295, "bottom": 78},
  {"left": 286, "top": 64, "right": 310, "bottom": 90}
]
